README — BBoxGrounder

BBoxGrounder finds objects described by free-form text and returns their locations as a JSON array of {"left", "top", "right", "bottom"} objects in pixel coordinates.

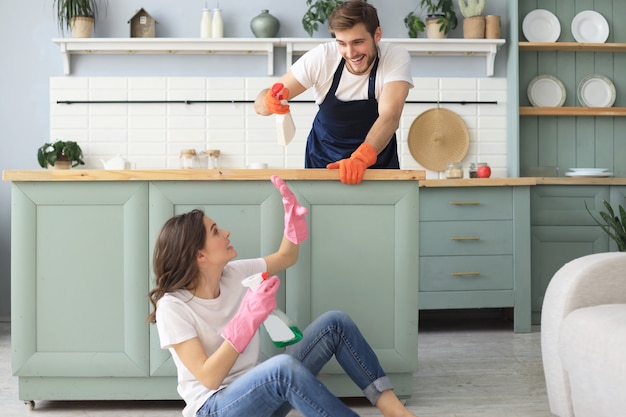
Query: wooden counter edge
[
  {"left": 420, "top": 178, "right": 537, "bottom": 187},
  {"left": 2, "top": 169, "right": 426, "bottom": 182}
]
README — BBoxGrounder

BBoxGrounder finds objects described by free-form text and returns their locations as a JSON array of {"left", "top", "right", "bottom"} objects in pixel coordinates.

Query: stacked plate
[{"left": 565, "top": 168, "right": 614, "bottom": 177}]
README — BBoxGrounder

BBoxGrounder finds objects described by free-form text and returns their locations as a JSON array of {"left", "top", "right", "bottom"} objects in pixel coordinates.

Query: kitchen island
[{"left": 3, "top": 169, "right": 423, "bottom": 406}]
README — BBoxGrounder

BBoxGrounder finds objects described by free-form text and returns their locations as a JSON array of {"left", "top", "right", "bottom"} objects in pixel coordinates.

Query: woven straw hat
[{"left": 407, "top": 108, "right": 470, "bottom": 171}]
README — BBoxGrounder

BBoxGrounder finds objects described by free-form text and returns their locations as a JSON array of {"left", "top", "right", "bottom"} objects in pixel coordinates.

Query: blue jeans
[{"left": 197, "top": 310, "right": 393, "bottom": 417}]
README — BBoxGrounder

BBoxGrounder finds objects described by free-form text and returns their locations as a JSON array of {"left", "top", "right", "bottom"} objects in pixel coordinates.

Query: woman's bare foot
[{"left": 376, "top": 390, "right": 418, "bottom": 417}]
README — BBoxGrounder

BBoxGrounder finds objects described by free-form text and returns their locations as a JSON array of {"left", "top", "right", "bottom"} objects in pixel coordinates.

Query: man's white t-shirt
[
  {"left": 156, "top": 258, "right": 266, "bottom": 417},
  {"left": 291, "top": 41, "right": 414, "bottom": 104}
]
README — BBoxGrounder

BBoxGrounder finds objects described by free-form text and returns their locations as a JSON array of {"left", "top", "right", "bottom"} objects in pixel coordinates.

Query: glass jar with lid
[
  {"left": 179, "top": 149, "right": 196, "bottom": 169},
  {"left": 445, "top": 162, "right": 463, "bottom": 179},
  {"left": 206, "top": 149, "right": 221, "bottom": 169}
]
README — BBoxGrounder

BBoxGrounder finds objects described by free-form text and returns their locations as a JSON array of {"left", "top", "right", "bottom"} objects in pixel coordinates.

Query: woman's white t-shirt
[{"left": 155, "top": 258, "right": 266, "bottom": 417}]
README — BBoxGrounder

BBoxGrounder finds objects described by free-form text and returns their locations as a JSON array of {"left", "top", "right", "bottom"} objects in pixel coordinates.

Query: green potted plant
[
  {"left": 37, "top": 140, "right": 85, "bottom": 169},
  {"left": 404, "top": 0, "right": 458, "bottom": 38},
  {"left": 302, "top": 0, "right": 367, "bottom": 37},
  {"left": 53, "top": 0, "right": 107, "bottom": 38},
  {"left": 585, "top": 199, "right": 626, "bottom": 251},
  {"left": 459, "top": 0, "right": 486, "bottom": 38}
]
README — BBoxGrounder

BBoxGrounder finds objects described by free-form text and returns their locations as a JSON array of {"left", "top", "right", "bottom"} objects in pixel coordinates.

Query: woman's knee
[{"left": 318, "top": 310, "right": 355, "bottom": 329}]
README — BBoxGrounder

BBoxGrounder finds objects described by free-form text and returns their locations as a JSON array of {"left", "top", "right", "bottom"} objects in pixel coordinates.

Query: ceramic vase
[{"left": 250, "top": 9, "right": 280, "bottom": 38}]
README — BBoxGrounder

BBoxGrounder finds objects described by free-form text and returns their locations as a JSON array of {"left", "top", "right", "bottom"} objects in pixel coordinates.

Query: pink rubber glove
[
  {"left": 221, "top": 275, "right": 279, "bottom": 353},
  {"left": 271, "top": 175, "right": 308, "bottom": 244}
]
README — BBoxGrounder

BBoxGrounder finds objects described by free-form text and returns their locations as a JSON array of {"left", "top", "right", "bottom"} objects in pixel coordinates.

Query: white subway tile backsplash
[{"left": 50, "top": 76, "right": 508, "bottom": 171}]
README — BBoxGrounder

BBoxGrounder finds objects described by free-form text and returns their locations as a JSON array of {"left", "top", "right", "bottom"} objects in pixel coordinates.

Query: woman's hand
[{"left": 271, "top": 175, "right": 308, "bottom": 244}]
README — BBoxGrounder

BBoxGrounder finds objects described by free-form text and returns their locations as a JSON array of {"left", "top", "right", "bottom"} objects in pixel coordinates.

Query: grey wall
[{"left": 0, "top": 0, "right": 509, "bottom": 320}]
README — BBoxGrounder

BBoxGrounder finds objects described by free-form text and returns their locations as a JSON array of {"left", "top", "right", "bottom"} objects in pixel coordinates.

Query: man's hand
[
  {"left": 264, "top": 83, "right": 290, "bottom": 115},
  {"left": 326, "top": 143, "right": 378, "bottom": 184}
]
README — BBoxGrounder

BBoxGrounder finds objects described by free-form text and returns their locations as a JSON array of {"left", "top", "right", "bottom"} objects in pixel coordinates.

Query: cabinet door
[
  {"left": 11, "top": 182, "right": 150, "bottom": 377},
  {"left": 285, "top": 181, "right": 419, "bottom": 396},
  {"left": 530, "top": 185, "right": 610, "bottom": 323},
  {"left": 148, "top": 181, "right": 284, "bottom": 376}
]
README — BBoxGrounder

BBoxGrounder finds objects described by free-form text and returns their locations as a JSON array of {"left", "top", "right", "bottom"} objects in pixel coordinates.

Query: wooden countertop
[
  {"left": 2, "top": 169, "right": 425, "bottom": 182},
  {"left": 421, "top": 177, "right": 626, "bottom": 186},
  {"left": 4, "top": 170, "right": 626, "bottom": 185}
]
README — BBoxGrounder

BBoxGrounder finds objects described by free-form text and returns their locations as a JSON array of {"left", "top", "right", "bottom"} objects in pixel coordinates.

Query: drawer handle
[
  {"left": 449, "top": 201, "right": 480, "bottom": 205},
  {"left": 451, "top": 272, "right": 481, "bottom": 277},
  {"left": 451, "top": 236, "right": 480, "bottom": 241}
]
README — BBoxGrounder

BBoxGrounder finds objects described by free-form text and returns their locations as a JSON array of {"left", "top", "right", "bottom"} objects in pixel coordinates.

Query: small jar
[
  {"left": 206, "top": 149, "right": 221, "bottom": 169},
  {"left": 194, "top": 151, "right": 208, "bottom": 169},
  {"left": 179, "top": 149, "right": 196, "bottom": 169},
  {"left": 469, "top": 163, "right": 478, "bottom": 178},
  {"left": 445, "top": 162, "right": 463, "bottom": 179}
]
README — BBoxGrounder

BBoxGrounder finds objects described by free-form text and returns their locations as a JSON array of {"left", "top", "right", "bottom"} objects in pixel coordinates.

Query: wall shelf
[
  {"left": 520, "top": 107, "right": 626, "bottom": 116},
  {"left": 54, "top": 37, "right": 506, "bottom": 76},
  {"left": 52, "top": 38, "right": 278, "bottom": 75},
  {"left": 283, "top": 38, "right": 505, "bottom": 76},
  {"left": 519, "top": 41, "right": 626, "bottom": 53}
]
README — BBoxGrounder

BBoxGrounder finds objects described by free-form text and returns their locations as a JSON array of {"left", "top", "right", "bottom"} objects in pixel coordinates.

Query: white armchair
[{"left": 541, "top": 252, "right": 626, "bottom": 417}]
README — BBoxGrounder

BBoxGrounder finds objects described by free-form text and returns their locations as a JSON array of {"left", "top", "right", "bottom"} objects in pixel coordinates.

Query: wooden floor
[{"left": 0, "top": 310, "right": 553, "bottom": 417}]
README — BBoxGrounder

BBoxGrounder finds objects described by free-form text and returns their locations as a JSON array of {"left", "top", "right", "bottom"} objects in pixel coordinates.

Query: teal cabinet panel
[
  {"left": 420, "top": 221, "right": 513, "bottom": 256},
  {"left": 148, "top": 181, "right": 285, "bottom": 377},
  {"left": 286, "top": 181, "right": 419, "bottom": 384},
  {"left": 420, "top": 255, "right": 514, "bottom": 292},
  {"left": 11, "top": 182, "right": 150, "bottom": 378}
]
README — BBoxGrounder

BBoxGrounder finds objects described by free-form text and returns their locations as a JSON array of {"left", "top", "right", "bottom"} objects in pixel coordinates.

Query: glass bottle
[
  {"left": 211, "top": 8, "right": 223, "bottom": 38},
  {"left": 200, "top": 8, "right": 212, "bottom": 38}
]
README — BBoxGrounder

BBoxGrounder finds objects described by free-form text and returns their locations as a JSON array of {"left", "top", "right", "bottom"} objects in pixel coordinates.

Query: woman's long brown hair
[{"left": 147, "top": 209, "right": 207, "bottom": 323}]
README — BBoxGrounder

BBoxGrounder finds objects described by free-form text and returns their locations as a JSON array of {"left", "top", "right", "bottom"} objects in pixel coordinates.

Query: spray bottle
[
  {"left": 270, "top": 83, "right": 296, "bottom": 146},
  {"left": 242, "top": 272, "right": 303, "bottom": 347}
]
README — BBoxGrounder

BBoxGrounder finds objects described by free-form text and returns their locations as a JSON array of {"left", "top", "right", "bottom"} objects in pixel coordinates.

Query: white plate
[
  {"left": 571, "top": 10, "right": 609, "bottom": 43},
  {"left": 523, "top": 9, "right": 561, "bottom": 42},
  {"left": 565, "top": 171, "right": 614, "bottom": 177},
  {"left": 528, "top": 75, "right": 566, "bottom": 107},
  {"left": 577, "top": 74, "right": 616, "bottom": 107},
  {"left": 568, "top": 168, "right": 608, "bottom": 173}
]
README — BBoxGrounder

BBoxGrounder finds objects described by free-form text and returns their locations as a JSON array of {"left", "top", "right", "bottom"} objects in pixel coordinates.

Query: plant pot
[
  {"left": 463, "top": 16, "right": 485, "bottom": 39},
  {"left": 51, "top": 160, "right": 72, "bottom": 170},
  {"left": 70, "top": 16, "right": 94, "bottom": 38},
  {"left": 485, "top": 15, "right": 501, "bottom": 39},
  {"left": 426, "top": 15, "right": 448, "bottom": 39}
]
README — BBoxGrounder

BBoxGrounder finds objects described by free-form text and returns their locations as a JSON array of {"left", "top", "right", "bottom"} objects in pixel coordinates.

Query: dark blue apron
[{"left": 304, "top": 57, "right": 400, "bottom": 169}]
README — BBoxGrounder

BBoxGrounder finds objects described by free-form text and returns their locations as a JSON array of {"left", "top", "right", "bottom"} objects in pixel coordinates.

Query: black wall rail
[{"left": 57, "top": 100, "right": 498, "bottom": 105}]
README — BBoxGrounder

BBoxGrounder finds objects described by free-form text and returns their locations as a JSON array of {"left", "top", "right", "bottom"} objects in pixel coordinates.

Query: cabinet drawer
[
  {"left": 420, "top": 220, "right": 513, "bottom": 256},
  {"left": 531, "top": 185, "right": 609, "bottom": 226},
  {"left": 420, "top": 188, "right": 512, "bottom": 221},
  {"left": 420, "top": 255, "right": 513, "bottom": 291}
]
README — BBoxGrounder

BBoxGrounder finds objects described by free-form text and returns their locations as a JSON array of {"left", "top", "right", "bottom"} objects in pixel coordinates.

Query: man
[{"left": 255, "top": 0, "right": 413, "bottom": 184}]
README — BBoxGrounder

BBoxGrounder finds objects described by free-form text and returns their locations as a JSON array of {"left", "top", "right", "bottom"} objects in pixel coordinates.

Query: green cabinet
[
  {"left": 418, "top": 186, "right": 531, "bottom": 333},
  {"left": 530, "top": 186, "right": 611, "bottom": 323},
  {"left": 10, "top": 182, "right": 159, "bottom": 399},
  {"left": 10, "top": 179, "right": 419, "bottom": 403}
]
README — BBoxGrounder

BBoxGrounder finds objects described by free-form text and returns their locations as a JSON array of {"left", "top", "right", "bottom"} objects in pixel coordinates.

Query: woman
[{"left": 148, "top": 175, "right": 418, "bottom": 417}]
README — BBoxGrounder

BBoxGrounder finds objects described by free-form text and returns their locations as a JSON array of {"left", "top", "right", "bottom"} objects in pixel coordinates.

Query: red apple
[{"left": 477, "top": 165, "right": 491, "bottom": 178}]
